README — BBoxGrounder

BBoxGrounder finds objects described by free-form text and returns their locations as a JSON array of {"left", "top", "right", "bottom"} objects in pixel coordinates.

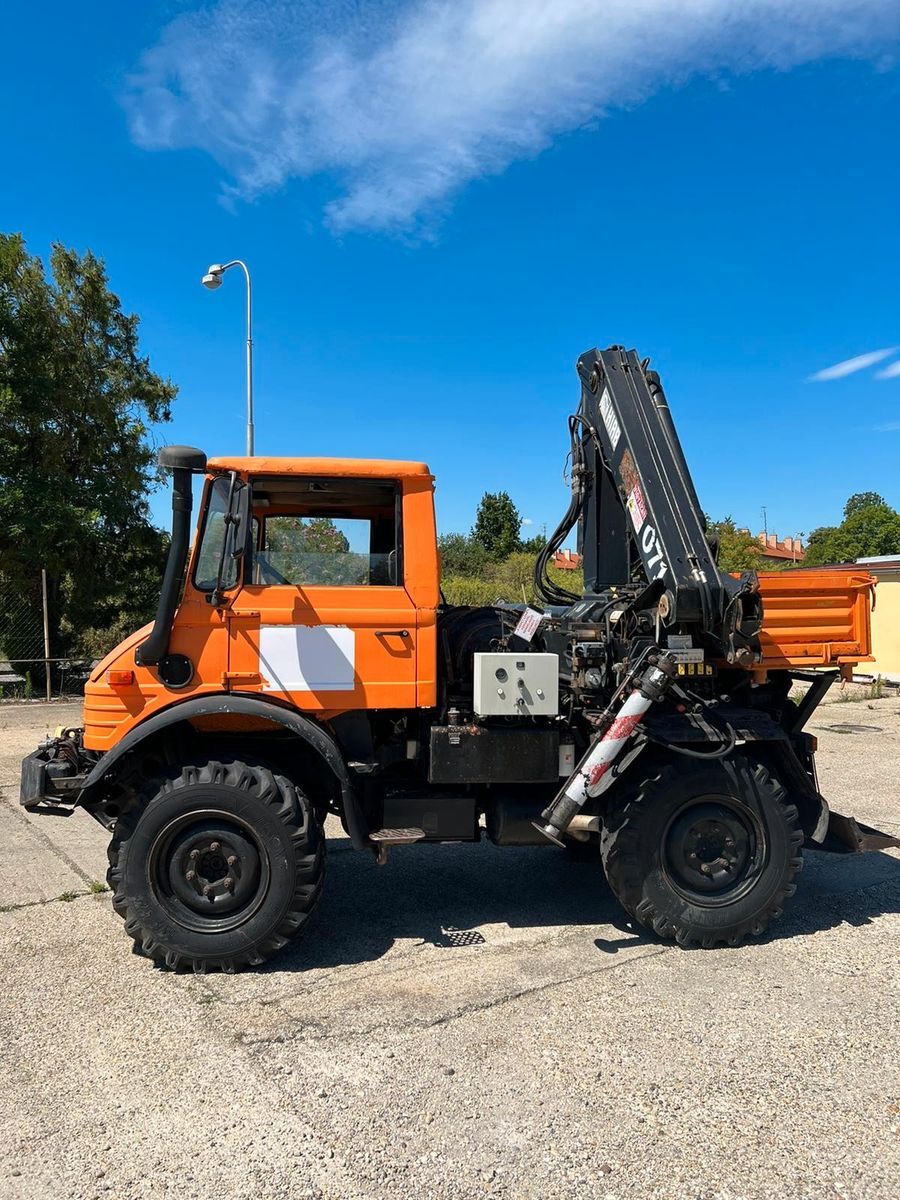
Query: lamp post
[{"left": 202, "top": 260, "right": 254, "bottom": 455}]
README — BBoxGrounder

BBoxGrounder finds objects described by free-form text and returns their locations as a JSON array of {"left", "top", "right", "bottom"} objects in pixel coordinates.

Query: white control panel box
[{"left": 473, "top": 652, "right": 559, "bottom": 717}]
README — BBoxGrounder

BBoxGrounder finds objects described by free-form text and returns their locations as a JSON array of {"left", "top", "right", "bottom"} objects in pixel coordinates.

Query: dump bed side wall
[{"left": 755, "top": 569, "right": 875, "bottom": 668}]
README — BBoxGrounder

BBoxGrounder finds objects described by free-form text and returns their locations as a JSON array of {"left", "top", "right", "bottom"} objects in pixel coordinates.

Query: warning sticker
[
  {"left": 513, "top": 607, "right": 544, "bottom": 643},
  {"left": 598, "top": 388, "right": 621, "bottom": 451},
  {"left": 626, "top": 484, "right": 648, "bottom": 534}
]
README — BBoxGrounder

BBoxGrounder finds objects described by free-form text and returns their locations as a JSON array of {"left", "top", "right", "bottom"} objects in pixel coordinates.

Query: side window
[
  {"left": 194, "top": 477, "right": 239, "bottom": 591},
  {"left": 252, "top": 478, "right": 401, "bottom": 587}
]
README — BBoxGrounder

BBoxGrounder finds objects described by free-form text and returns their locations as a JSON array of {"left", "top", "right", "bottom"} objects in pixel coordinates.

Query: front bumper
[{"left": 20, "top": 743, "right": 87, "bottom": 812}]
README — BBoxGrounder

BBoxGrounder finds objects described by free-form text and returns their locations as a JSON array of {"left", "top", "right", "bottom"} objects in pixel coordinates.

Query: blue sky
[{"left": 3, "top": 1, "right": 900, "bottom": 545}]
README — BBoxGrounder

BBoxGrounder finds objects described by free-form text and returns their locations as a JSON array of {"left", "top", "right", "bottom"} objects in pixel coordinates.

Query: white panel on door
[{"left": 259, "top": 626, "right": 355, "bottom": 692}]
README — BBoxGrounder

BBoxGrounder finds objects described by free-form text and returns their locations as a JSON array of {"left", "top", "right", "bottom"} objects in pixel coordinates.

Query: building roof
[
  {"left": 854, "top": 556, "right": 900, "bottom": 570},
  {"left": 552, "top": 549, "right": 582, "bottom": 570},
  {"left": 755, "top": 532, "right": 806, "bottom": 562}
]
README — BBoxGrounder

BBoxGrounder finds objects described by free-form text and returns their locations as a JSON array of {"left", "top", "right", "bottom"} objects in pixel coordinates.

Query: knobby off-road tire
[
  {"left": 107, "top": 759, "right": 324, "bottom": 972},
  {"left": 600, "top": 755, "right": 803, "bottom": 948}
]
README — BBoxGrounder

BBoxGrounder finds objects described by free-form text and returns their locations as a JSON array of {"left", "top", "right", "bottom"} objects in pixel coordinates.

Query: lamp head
[{"left": 201, "top": 264, "right": 225, "bottom": 290}]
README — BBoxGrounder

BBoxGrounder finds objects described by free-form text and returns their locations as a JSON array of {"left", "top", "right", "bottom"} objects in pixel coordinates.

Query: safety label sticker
[
  {"left": 626, "top": 484, "right": 647, "bottom": 533},
  {"left": 513, "top": 607, "right": 544, "bottom": 643}
]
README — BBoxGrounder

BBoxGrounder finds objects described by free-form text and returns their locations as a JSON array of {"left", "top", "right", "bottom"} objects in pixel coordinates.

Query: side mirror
[{"left": 230, "top": 484, "right": 251, "bottom": 559}]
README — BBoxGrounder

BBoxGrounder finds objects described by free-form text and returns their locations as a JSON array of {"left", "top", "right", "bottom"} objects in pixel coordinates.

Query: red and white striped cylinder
[
  {"left": 533, "top": 656, "right": 676, "bottom": 845},
  {"left": 561, "top": 687, "right": 654, "bottom": 807}
]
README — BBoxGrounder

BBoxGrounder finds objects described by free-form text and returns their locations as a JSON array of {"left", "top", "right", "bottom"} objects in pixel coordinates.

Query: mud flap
[{"left": 819, "top": 810, "right": 900, "bottom": 854}]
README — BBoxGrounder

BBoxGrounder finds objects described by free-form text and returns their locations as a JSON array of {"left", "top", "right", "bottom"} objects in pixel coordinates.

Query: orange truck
[{"left": 21, "top": 345, "right": 897, "bottom": 972}]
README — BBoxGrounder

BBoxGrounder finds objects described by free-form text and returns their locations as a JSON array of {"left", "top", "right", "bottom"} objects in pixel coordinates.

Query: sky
[{"left": 3, "top": 0, "right": 900, "bottom": 545}]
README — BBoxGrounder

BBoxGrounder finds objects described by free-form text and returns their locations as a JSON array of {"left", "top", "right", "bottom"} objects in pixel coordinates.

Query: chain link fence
[{"left": 0, "top": 574, "right": 95, "bottom": 700}]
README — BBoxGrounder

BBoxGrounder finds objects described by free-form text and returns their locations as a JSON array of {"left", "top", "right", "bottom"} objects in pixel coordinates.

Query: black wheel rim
[
  {"left": 662, "top": 795, "right": 767, "bottom": 908},
  {"left": 147, "top": 807, "right": 271, "bottom": 934}
]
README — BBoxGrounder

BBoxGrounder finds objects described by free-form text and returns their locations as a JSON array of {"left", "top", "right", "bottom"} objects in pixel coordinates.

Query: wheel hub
[
  {"left": 664, "top": 800, "right": 760, "bottom": 902},
  {"left": 171, "top": 828, "right": 259, "bottom": 913},
  {"left": 150, "top": 813, "right": 269, "bottom": 930}
]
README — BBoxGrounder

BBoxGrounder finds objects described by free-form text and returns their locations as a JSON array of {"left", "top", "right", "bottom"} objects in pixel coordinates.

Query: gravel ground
[{"left": 0, "top": 697, "right": 898, "bottom": 1200}]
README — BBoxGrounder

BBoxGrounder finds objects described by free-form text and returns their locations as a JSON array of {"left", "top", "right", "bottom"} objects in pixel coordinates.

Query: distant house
[
  {"left": 551, "top": 549, "right": 582, "bottom": 571},
  {"left": 737, "top": 529, "right": 806, "bottom": 566}
]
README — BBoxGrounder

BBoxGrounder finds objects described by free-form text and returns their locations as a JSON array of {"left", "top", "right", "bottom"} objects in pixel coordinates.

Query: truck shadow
[{"left": 271, "top": 838, "right": 900, "bottom": 974}]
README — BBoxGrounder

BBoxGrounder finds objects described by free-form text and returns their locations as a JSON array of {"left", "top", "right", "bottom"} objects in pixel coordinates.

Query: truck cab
[{"left": 83, "top": 457, "right": 441, "bottom": 755}]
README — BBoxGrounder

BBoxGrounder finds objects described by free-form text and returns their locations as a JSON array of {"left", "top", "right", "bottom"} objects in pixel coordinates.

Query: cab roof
[{"left": 207, "top": 456, "right": 432, "bottom": 479}]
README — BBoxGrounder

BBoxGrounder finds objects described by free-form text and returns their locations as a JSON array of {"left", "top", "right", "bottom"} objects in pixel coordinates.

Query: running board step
[{"left": 369, "top": 827, "right": 426, "bottom": 845}]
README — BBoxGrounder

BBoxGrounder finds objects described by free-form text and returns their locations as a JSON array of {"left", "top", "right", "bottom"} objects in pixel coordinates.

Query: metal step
[{"left": 368, "top": 827, "right": 426, "bottom": 846}]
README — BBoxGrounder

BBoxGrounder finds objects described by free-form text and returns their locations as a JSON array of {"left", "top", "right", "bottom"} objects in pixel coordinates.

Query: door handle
[{"left": 376, "top": 629, "right": 410, "bottom": 638}]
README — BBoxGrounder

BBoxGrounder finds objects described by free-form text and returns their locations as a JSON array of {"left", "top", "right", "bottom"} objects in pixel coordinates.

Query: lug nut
[
  {"left": 189, "top": 849, "right": 200, "bottom": 860},
  {"left": 202, "top": 883, "right": 214, "bottom": 896},
  {"left": 222, "top": 877, "right": 234, "bottom": 891},
  {"left": 226, "top": 855, "right": 237, "bottom": 867},
  {"left": 210, "top": 841, "right": 221, "bottom": 852},
  {"left": 186, "top": 870, "right": 196, "bottom": 882}
]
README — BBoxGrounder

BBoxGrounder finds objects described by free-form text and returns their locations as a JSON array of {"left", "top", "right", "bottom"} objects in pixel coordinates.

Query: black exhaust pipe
[{"left": 135, "top": 446, "right": 207, "bottom": 668}]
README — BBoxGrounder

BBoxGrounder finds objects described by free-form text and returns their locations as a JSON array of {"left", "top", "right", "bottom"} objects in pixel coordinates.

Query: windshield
[{"left": 194, "top": 477, "right": 240, "bottom": 592}]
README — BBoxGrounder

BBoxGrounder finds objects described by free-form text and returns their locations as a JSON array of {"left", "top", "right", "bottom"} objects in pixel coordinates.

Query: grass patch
[
  {"left": 88, "top": 880, "right": 108, "bottom": 894},
  {"left": 57, "top": 891, "right": 79, "bottom": 902},
  {"left": 837, "top": 679, "right": 886, "bottom": 702}
]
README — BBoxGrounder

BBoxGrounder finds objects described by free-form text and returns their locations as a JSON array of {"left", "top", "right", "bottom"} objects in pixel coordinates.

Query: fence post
[{"left": 41, "top": 569, "right": 51, "bottom": 702}]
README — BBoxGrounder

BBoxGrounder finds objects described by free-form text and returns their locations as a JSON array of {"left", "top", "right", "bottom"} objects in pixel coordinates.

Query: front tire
[
  {"left": 107, "top": 758, "right": 324, "bottom": 972},
  {"left": 600, "top": 755, "right": 803, "bottom": 948}
]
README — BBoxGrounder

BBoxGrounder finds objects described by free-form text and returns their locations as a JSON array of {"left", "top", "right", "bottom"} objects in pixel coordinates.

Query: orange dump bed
[{"left": 754, "top": 568, "right": 875, "bottom": 669}]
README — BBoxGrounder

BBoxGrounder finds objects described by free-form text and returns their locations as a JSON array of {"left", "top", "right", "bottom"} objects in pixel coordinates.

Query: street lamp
[{"left": 202, "top": 260, "right": 254, "bottom": 455}]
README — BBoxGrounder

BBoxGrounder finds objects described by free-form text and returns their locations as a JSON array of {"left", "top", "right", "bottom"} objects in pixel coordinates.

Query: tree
[
  {"left": 521, "top": 531, "right": 548, "bottom": 555},
  {"left": 0, "top": 233, "right": 176, "bottom": 655},
  {"left": 265, "top": 517, "right": 359, "bottom": 584},
  {"left": 437, "top": 532, "right": 488, "bottom": 577},
  {"left": 805, "top": 493, "right": 900, "bottom": 566},
  {"left": 472, "top": 491, "right": 522, "bottom": 561},
  {"left": 705, "top": 517, "right": 762, "bottom": 572},
  {"left": 843, "top": 492, "right": 886, "bottom": 519}
]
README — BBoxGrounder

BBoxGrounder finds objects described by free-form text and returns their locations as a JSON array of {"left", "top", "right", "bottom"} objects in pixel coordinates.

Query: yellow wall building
[{"left": 853, "top": 556, "right": 900, "bottom": 681}]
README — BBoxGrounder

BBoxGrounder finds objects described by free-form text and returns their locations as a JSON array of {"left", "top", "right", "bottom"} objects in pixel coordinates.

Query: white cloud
[
  {"left": 808, "top": 348, "right": 899, "bottom": 381},
  {"left": 876, "top": 359, "right": 900, "bottom": 379},
  {"left": 124, "top": 0, "right": 900, "bottom": 232},
  {"left": 522, "top": 518, "right": 533, "bottom": 526}
]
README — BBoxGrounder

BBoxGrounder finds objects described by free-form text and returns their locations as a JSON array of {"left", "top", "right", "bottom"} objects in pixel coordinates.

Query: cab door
[{"left": 226, "top": 475, "right": 418, "bottom": 711}]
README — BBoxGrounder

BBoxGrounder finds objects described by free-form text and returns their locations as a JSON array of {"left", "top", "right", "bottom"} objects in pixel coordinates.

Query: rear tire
[
  {"left": 600, "top": 755, "right": 802, "bottom": 948},
  {"left": 107, "top": 758, "right": 324, "bottom": 972}
]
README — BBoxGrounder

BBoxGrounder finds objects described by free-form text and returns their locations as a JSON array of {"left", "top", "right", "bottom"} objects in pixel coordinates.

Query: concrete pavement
[{"left": 1, "top": 698, "right": 898, "bottom": 1199}]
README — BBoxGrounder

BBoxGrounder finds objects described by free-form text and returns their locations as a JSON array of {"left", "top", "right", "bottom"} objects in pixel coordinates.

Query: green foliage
[
  {"left": 705, "top": 517, "right": 763, "bottom": 573},
  {"left": 521, "top": 532, "right": 548, "bottom": 554},
  {"left": 472, "top": 491, "right": 522, "bottom": 561},
  {"left": 264, "top": 516, "right": 366, "bottom": 585},
  {"left": 437, "top": 532, "right": 488, "bottom": 576},
  {"left": 441, "top": 550, "right": 583, "bottom": 608},
  {"left": 62, "top": 524, "right": 170, "bottom": 657},
  {"left": 0, "top": 233, "right": 175, "bottom": 658},
  {"left": 440, "top": 574, "right": 499, "bottom": 606},
  {"left": 843, "top": 492, "right": 886, "bottom": 519},
  {"left": 805, "top": 494, "right": 900, "bottom": 566}
]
